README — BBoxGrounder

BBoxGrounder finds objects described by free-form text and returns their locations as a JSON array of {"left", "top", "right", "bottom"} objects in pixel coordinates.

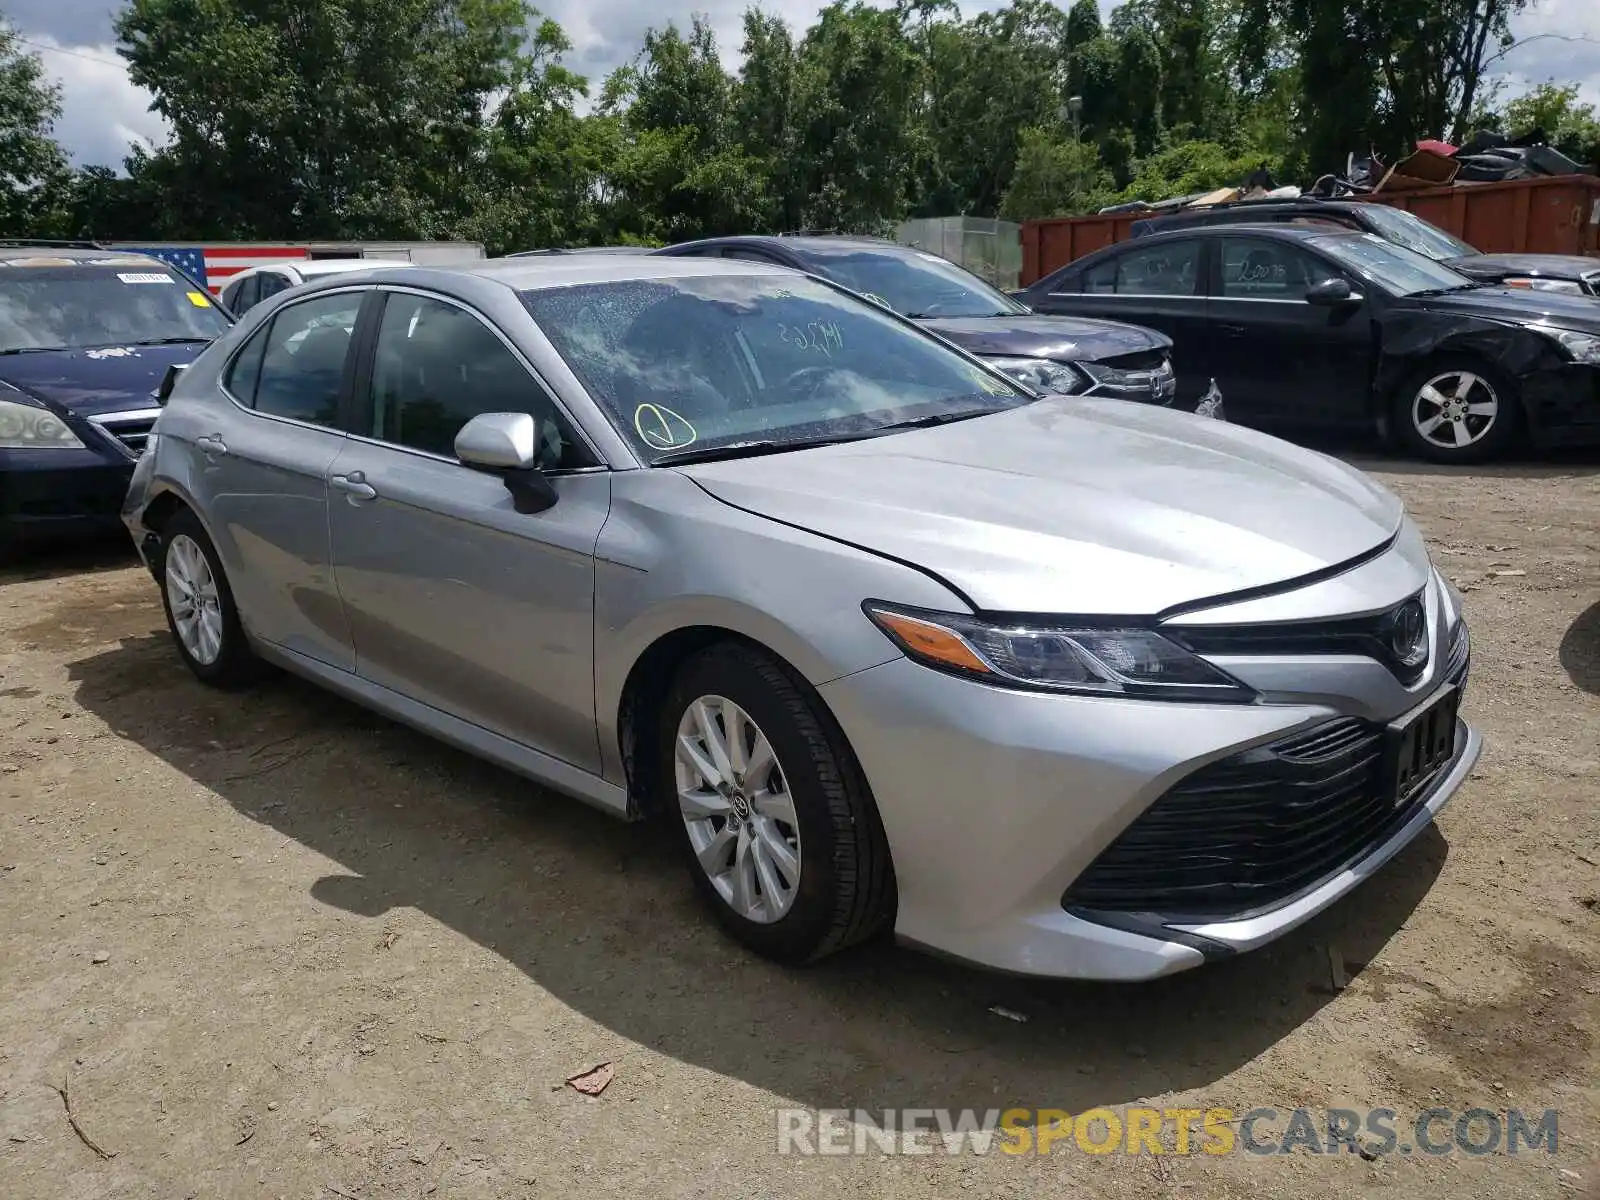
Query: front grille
[
  {"left": 86, "top": 411, "right": 160, "bottom": 458},
  {"left": 1064, "top": 632, "right": 1469, "bottom": 918},
  {"left": 1099, "top": 349, "right": 1167, "bottom": 372},
  {"left": 1171, "top": 594, "right": 1429, "bottom": 684}
]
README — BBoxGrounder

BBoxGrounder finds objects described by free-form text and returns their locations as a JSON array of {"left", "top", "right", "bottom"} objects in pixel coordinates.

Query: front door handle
[
  {"left": 1217, "top": 323, "right": 1249, "bottom": 336},
  {"left": 195, "top": 433, "right": 228, "bottom": 456},
  {"left": 331, "top": 472, "right": 377, "bottom": 501}
]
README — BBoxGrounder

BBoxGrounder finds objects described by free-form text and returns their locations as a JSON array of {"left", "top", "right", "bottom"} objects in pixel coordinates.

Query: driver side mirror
[
  {"left": 454, "top": 412, "right": 558, "bottom": 514},
  {"left": 154, "top": 362, "right": 188, "bottom": 406},
  {"left": 1306, "top": 277, "right": 1363, "bottom": 307}
]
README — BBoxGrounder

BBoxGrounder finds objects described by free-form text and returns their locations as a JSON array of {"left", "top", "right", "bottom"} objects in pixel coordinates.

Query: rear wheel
[
  {"left": 158, "top": 509, "right": 259, "bottom": 687},
  {"left": 660, "top": 643, "right": 894, "bottom": 965},
  {"left": 1393, "top": 358, "right": 1521, "bottom": 463}
]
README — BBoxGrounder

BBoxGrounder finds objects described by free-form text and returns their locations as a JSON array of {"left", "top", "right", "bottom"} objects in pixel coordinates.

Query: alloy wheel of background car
[
  {"left": 1395, "top": 358, "right": 1520, "bottom": 464},
  {"left": 659, "top": 643, "right": 895, "bottom": 964},
  {"left": 157, "top": 510, "right": 260, "bottom": 688},
  {"left": 675, "top": 694, "right": 802, "bottom": 924}
]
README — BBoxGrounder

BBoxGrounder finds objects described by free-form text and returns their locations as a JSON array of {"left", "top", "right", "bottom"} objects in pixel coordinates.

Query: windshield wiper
[
  {"left": 873, "top": 409, "right": 999, "bottom": 433},
  {"left": 0, "top": 345, "right": 68, "bottom": 356},
  {"left": 1408, "top": 283, "right": 1483, "bottom": 296},
  {"left": 651, "top": 431, "right": 881, "bottom": 466},
  {"left": 122, "top": 336, "right": 215, "bottom": 346}
]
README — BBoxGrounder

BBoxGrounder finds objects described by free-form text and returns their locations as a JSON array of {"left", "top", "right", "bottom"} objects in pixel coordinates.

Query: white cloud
[
  {"left": 20, "top": 36, "right": 167, "bottom": 167},
  {"left": 11, "top": 0, "right": 1599, "bottom": 167},
  {"left": 1485, "top": 0, "right": 1600, "bottom": 111}
]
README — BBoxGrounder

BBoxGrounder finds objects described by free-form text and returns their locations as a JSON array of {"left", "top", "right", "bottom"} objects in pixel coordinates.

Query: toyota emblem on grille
[{"left": 1388, "top": 599, "right": 1428, "bottom": 668}]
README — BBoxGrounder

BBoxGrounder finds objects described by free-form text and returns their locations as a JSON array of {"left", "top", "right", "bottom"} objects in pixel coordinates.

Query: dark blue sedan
[
  {"left": 654, "top": 235, "right": 1178, "bottom": 405},
  {"left": 1, "top": 246, "right": 230, "bottom": 551}
]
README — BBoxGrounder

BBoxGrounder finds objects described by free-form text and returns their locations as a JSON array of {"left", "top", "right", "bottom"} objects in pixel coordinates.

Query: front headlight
[
  {"left": 1541, "top": 328, "right": 1600, "bottom": 364},
  {"left": 985, "top": 356, "right": 1086, "bottom": 394},
  {"left": 0, "top": 397, "right": 85, "bottom": 449},
  {"left": 864, "top": 602, "right": 1255, "bottom": 702},
  {"left": 1505, "top": 276, "right": 1585, "bottom": 295}
]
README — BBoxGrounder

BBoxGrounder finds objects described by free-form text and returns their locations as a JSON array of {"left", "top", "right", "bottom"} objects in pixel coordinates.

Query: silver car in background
[{"left": 123, "top": 257, "right": 1481, "bottom": 980}]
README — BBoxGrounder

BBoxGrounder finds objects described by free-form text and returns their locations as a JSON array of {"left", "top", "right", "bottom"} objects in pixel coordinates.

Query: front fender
[
  {"left": 1373, "top": 309, "right": 1563, "bottom": 405},
  {"left": 592, "top": 469, "right": 970, "bottom": 786}
]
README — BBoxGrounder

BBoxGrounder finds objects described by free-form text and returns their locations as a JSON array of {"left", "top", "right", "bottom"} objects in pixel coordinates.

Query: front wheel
[
  {"left": 660, "top": 643, "right": 894, "bottom": 965},
  {"left": 157, "top": 509, "right": 259, "bottom": 687},
  {"left": 1393, "top": 359, "right": 1521, "bottom": 463}
]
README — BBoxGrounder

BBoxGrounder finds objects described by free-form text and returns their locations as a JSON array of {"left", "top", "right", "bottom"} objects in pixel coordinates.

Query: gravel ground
[{"left": 1, "top": 453, "right": 1597, "bottom": 1200}]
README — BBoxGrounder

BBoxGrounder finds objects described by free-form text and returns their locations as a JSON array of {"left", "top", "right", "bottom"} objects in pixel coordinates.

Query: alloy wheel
[
  {"left": 675, "top": 694, "right": 802, "bottom": 923},
  {"left": 1411, "top": 370, "right": 1499, "bottom": 450},
  {"left": 165, "top": 533, "right": 224, "bottom": 665}
]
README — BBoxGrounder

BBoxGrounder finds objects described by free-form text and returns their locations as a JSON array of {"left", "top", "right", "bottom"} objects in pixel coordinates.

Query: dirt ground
[{"left": 1, "top": 452, "right": 1597, "bottom": 1200}]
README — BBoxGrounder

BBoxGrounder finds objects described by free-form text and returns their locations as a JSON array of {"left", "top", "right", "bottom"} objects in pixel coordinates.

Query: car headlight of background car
[
  {"left": 864, "top": 602, "right": 1253, "bottom": 701},
  {"left": 985, "top": 356, "right": 1087, "bottom": 394},
  {"left": 0, "top": 398, "right": 85, "bottom": 449},
  {"left": 1505, "top": 277, "right": 1586, "bottom": 295},
  {"left": 1540, "top": 327, "right": 1600, "bottom": 364}
]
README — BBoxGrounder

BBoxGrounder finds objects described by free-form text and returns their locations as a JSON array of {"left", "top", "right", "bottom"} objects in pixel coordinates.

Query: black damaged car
[
  {"left": 1019, "top": 224, "right": 1600, "bottom": 463},
  {"left": 1, "top": 245, "right": 230, "bottom": 551},
  {"left": 654, "top": 235, "right": 1179, "bottom": 406}
]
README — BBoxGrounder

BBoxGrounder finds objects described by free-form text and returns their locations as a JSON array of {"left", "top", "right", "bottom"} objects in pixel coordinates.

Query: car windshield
[
  {"left": 0, "top": 263, "right": 228, "bottom": 354},
  {"left": 801, "top": 247, "right": 1027, "bottom": 319},
  {"left": 1310, "top": 233, "right": 1479, "bottom": 296},
  {"left": 1357, "top": 205, "right": 1476, "bottom": 260},
  {"left": 520, "top": 273, "right": 1032, "bottom": 463}
]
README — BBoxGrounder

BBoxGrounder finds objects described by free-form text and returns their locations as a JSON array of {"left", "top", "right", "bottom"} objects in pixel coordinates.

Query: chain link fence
[{"left": 894, "top": 217, "right": 1024, "bottom": 290}]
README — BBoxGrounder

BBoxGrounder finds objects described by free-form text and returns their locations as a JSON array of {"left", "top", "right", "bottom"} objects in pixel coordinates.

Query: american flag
[{"left": 119, "top": 245, "right": 311, "bottom": 295}]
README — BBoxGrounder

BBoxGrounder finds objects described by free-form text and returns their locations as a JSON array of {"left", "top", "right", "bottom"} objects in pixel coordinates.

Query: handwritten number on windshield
[{"left": 778, "top": 321, "right": 844, "bottom": 357}]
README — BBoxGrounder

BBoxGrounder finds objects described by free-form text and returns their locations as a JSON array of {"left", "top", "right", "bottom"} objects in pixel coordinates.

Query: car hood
[
  {"left": 916, "top": 314, "right": 1170, "bottom": 362},
  {"left": 681, "top": 397, "right": 1403, "bottom": 615},
  {"left": 1399, "top": 286, "right": 1600, "bottom": 331},
  {"left": 1445, "top": 252, "right": 1600, "bottom": 281},
  {"left": 0, "top": 343, "right": 202, "bottom": 416}
]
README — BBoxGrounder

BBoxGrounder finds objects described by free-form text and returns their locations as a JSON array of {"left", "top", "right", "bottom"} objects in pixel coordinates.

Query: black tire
[
  {"left": 659, "top": 642, "right": 895, "bottom": 965},
  {"left": 1392, "top": 356, "right": 1522, "bottom": 464},
  {"left": 156, "top": 508, "right": 259, "bottom": 688}
]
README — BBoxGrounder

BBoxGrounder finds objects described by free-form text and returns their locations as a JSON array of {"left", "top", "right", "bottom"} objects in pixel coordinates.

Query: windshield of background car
[
  {"left": 801, "top": 247, "right": 1028, "bottom": 319},
  {"left": 520, "top": 273, "right": 1032, "bottom": 462},
  {"left": 0, "top": 263, "right": 228, "bottom": 353},
  {"left": 1310, "top": 233, "right": 1477, "bottom": 296},
  {"left": 1357, "top": 205, "right": 1476, "bottom": 260}
]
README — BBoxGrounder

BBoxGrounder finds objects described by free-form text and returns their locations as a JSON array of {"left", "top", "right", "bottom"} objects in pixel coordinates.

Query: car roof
[
  {"left": 289, "top": 259, "right": 414, "bottom": 277},
  {"left": 669, "top": 234, "right": 905, "bottom": 256},
  {"left": 0, "top": 246, "right": 168, "bottom": 268},
  {"left": 1120, "top": 223, "right": 1366, "bottom": 245},
  {"left": 504, "top": 246, "right": 655, "bottom": 257},
  {"left": 296, "top": 254, "right": 799, "bottom": 298}
]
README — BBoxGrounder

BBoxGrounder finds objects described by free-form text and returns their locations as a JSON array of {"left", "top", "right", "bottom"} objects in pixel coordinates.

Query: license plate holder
[{"left": 1383, "top": 685, "right": 1459, "bottom": 807}]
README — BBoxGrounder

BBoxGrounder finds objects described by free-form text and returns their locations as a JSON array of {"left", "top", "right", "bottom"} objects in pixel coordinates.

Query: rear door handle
[
  {"left": 330, "top": 471, "right": 377, "bottom": 501},
  {"left": 195, "top": 433, "right": 228, "bottom": 456},
  {"left": 1217, "top": 323, "right": 1249, "bottom": 336}
]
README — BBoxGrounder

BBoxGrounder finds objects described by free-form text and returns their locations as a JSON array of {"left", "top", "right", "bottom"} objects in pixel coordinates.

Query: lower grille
[
  {"left": 1063, "top": 721, "right": 1394, "bottom": 916},
  {"left": 1064, "top": 633, "right": 1469, "bottom": 918}
]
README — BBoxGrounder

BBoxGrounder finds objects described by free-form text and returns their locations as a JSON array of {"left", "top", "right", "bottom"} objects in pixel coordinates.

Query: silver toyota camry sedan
[{"left": 122, "top": 257, "right": 1481, "bottom": 980}]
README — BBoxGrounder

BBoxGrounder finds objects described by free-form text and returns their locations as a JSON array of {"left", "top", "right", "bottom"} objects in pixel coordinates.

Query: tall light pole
[{"left": 1059, "top": 96, "right": 1086, "bottom": 208}]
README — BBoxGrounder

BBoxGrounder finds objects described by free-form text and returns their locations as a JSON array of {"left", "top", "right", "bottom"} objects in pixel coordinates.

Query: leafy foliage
[{"left": 1, "top": 0, "right": 1584, "bottom": 246}]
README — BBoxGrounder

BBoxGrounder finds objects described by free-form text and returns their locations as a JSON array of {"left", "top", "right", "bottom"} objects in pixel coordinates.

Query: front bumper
[
  {"left": 819, "top": 599, "right": 1478, "bottom": 981},
  {"left": 0, "top": 445, "right": 135, "bottom": 542},
  {"left": 1523, "top": 362, "right": 1600, "bottom": 447}
]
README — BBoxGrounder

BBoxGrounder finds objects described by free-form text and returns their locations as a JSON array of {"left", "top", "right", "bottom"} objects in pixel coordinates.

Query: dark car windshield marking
[{"left": 0, "top": 265, "right": 229, "bottom": 354}]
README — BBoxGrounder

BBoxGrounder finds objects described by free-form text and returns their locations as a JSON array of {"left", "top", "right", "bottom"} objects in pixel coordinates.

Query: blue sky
[{"left": 6, "top": 0, "right": 1598, "bottom": 169}]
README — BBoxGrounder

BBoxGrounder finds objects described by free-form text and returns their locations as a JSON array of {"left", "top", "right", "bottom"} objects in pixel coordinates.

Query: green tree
[
  {"left": 0, "top": 19, "right": 71, "bottom": 235},
  {"left": 116, "top": 0, "right": 533, "bottom": 239},
  {"left": 790, "top": 2, "right": 924, "bottom": 231},
  {"left": 1000, "top": 124, "right": 1114, "bottom": 220},
  {"left": 1499, "top": 82, "right": 1600, "bottom": 167}
]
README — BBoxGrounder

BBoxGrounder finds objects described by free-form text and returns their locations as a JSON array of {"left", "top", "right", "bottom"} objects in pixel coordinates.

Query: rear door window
[
  {"left": 1083, "top": 241, "right": 1203, "bottom": 296},
  {"left": 226, "top": 292, "right": 362, "bottom": 425}
]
